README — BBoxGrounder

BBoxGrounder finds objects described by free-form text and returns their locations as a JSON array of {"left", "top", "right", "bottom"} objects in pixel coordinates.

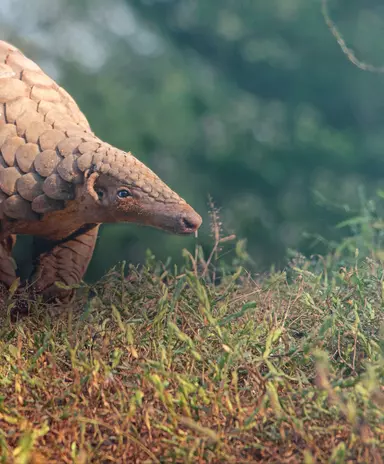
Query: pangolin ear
[{"left": 84, "top": 169, "right": 100, "bottom": 202}]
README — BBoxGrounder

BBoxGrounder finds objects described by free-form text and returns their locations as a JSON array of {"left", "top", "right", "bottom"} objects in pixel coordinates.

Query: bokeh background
[{"left": 1, "top": 0, "right": 384, "bottom": 280}]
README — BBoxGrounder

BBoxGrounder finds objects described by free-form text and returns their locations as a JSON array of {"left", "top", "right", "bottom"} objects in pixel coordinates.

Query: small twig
[
  {"left": 201, "top": 241, "right": 219, "bottom": 279},
  {"left": 201, "top": 196, "right": 222, "bottom": 279}
]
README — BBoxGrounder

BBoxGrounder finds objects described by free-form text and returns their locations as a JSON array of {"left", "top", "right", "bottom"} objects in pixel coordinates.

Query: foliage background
[{"left": 2, "top": 0, "right": 384, "bottom": 279}]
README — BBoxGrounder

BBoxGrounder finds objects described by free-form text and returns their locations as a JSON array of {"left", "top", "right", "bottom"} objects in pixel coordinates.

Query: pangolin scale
[{"left": 0, "top": 40, "right": 202, "bottom": 303}]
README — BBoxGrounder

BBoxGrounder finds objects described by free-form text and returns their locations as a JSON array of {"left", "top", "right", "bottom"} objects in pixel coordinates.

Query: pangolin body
[{"left": 0, "top": 40, "right": 202, "bottom": 303}]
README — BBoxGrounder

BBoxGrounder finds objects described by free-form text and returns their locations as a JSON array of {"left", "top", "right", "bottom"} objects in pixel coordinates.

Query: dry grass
[{"left": 0, "top": 220, "right": 383, "bottom": 463}]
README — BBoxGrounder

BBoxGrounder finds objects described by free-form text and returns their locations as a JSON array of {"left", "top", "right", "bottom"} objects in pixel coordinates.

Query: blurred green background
[{"left": 1, "top": 0, "right": 384, "bottom": 279}]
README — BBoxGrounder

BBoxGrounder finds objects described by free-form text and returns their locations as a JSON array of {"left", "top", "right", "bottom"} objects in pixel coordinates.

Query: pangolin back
[{"left": 0, "top": 40, "right": 183, "bottom": 222}]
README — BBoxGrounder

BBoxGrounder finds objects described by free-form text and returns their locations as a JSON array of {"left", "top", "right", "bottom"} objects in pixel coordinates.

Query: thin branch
[{"left": 322, "top": 0, "right": 384, "bottom": 73}]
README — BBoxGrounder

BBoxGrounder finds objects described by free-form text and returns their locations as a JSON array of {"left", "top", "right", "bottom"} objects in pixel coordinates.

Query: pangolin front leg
[
  {"left": 31, "top": 224, "right": 100, "bottom": 303},
  {"left": 0, "top": 234, "right": 17, "bottom": 288}
]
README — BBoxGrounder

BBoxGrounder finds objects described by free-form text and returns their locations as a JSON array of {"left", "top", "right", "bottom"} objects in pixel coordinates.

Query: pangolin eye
[
  {"left": 95, "top": 189, "right": 104, "bottom": 200},
  {"left": 117, "top": 188, "right": 132, "bottom": 199}
]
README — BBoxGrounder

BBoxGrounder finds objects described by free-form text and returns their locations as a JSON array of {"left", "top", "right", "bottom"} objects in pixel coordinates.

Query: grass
[{"left": 0, "top": 203, "right": 383, "bottom": 463}]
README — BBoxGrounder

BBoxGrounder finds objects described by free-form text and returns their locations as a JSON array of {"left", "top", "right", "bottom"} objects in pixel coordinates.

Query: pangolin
[{"left": 0, "top": 40, "right": 202, "bottom": 303}]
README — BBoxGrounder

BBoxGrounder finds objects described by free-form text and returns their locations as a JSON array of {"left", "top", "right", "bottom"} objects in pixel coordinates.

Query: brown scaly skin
[{"left": 0, "top": 40, "right": 202, "bottom": 304}]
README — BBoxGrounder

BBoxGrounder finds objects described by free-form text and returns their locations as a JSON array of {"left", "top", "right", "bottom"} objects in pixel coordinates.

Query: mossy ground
[{"left": 0, "top": 212, "right": 383, "bottom": 463}]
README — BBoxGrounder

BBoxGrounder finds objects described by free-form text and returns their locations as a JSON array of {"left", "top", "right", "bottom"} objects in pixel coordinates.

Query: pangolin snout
[
  {"left": 177, "top": 208, "right": 202, "bottom": 234},
  {"left": 129, "top": 200, "right": 202, "bottom": 235}
]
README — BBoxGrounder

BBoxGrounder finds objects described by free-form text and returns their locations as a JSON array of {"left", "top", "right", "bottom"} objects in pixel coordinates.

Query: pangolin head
[{"left": 78, "top": 147, "right": 202, "bottom": 235}]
